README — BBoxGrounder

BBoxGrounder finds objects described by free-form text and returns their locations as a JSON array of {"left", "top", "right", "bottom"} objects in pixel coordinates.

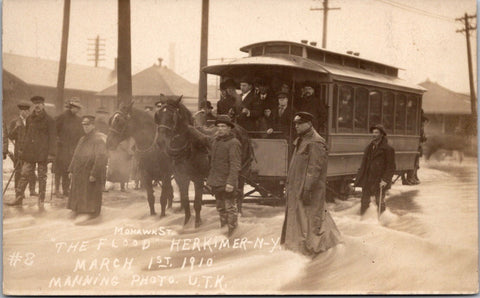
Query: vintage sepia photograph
[{"left": 2, "top": 0, "right": 478, "bottom": 295}]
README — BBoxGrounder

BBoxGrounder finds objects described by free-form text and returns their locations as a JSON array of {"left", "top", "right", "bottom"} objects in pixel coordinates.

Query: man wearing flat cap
[
  {"left": 7, "top": 101, "right": 37, "bottom": 196},
  {"left": 281, "top": 112, "right": 341, "bottom": 256},
  {"left": 67, "top": 115, "right": 108, "bottom": 218},
  {"left": 54, "top": 98, "right": 84, "bottom": 198},
  {"left": 6, "top": 96, "right": 56, "bottom": 208},
  {"left": 355, "top": 124, "right": 396, "bottom": 215},
  {"left": 236, "top": 76, "right": 263, "bottom": 132},
  {"left": 217, "top": 78, "right": 240, "bottom": 119}
]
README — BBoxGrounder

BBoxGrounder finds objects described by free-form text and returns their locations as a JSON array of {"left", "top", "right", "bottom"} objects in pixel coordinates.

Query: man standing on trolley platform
[
  {"left": 6, "top": 96, "right": 56, "bottom": 208},
  {"left": 236, "top": 76, "right": 263, "bottom": 132},
  {"left": 355, "top": 124, "right": 396, "bottom": 215},
  {"left": 296, "top": 81, "right": 327, "bottom": 134},
  {"left": 281, "top": 112, "right": 341, "bottom": 256}
]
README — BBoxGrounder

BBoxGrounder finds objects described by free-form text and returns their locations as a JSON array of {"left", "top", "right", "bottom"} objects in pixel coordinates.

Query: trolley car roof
[{"left": 203, "top": 54, "right": 425, "bottom": 93}]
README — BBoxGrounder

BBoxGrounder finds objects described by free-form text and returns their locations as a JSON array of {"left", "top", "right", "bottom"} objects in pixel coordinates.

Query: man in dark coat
[
  {"left": 295, "top": 81, "right": 328, "bottom": 134},
  {"left": 6, "top": 96, "right": 56, "bottom": 207},
  {"left": 54, "top": 98, "right": 84, "bottom": 198},
  {"left": 68, "top": 115, "right": 108, "bottom": 218},
  {"left": 205, "top": 115, "right": 242, "bottom": 236},
  {"left": 355, "top": 124, "right": 396, "bottom": 215},
  {"left": 281, "top": 112, "right": 341, "bottom": 256},
  {"left": 8, "top": 101, "right": 38, "bottom": 195},
  {"left": 236, "top": 76, "right": 263, "bottom": 132},
  {"left": 217, "top": 79, "right": 240, "bottom": 119}
]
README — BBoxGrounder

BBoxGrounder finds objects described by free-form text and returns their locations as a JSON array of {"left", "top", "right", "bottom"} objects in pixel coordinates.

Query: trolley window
[
  {"left": 369, "top": 90, "right": 382, "bottom": 127},
  {"left": 338, "top": 85, "right": 354, "bottom": 132},
  {"left": 265, "top": 45, "right": 289, "bottom": 54},
  {"left": 395, "top": 94, "right": 407, "bottom": 134},
  {"left": 325, "top": 53, "right": 342, "bottom": 65},
  {"left": 307, "top": 48, "right": 324, "bottom": 62},
  {"left": 332, "top": 84, "right": 338, "bottom": 132},
  {"left": 383, "top": 92, "right": 395, "bottom": 134},
  {"left": 406, "top": 95, "right": 418, "bottom": 135},
  {"left": 354, "top": 87, "right": 368, "bottom": 132}
]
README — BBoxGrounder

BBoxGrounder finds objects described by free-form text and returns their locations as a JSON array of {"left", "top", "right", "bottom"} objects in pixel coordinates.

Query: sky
[{"left": 2, "top": 0, "right": 477, "bottom": 93}]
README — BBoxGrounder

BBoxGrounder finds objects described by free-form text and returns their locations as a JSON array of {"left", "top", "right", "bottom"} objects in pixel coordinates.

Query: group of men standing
[
  {"left": 215, "top": 76, "right": 327, "bottom": 140},
  {"left": 4, "top": 96, "right": 107, "bottom": 219}
]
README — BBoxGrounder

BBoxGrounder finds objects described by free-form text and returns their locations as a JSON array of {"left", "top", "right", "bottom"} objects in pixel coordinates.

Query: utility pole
[
  {"left": 310, "top": 0, "right": 340, "bottom": 48},
  {"left": 456, "top": 12, "right": 477, "bottom": 134},
  {"left": 56, "top": 0, "right": 71, "bottom": 114},
  {"left": 118, "top": 0, "right": 133, "bottom": 108},
  {"left": 87, "top": 35, "right": 106, "bottom": 67},
  {"left": 198, "top": 0, "right": 209, "bottom": 109}
]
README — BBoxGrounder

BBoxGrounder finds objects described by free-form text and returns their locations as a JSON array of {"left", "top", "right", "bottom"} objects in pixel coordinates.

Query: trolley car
[{"left": 203, "top": 40, "right": 425, "bottom": 200}]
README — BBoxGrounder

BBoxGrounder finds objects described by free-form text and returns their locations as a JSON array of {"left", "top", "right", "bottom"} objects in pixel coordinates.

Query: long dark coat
[
  {"left": 20, "top": 110, "right": 56, "bottom": 163},
  {"left": 55, "top": 110, "right": 84, "bottom": 173},
  {"left": 355, "top": 136, "right": 396, "bottom": 193},
  {"left": 281, "top": 129, "right": 341, "bottom": 255},
  {"left": 8, "top": 116, "right": 27, "bottom": 160},
  {"left": 68, "top": 130, "right": 107, "bottom": 214}
]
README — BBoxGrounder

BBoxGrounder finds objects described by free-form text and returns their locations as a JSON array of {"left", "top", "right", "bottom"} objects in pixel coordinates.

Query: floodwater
[{"left": 2, "top": 157, "right": 478, "bottom": 295}]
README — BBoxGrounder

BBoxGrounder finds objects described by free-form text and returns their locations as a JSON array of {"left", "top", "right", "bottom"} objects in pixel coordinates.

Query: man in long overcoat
[
  {"left": 355, "top": 124, "right": 396, "bottom": 215},
  {"left": 281, "top": 112, "right": 341, "bottom": 256},
  {"left": 68, "top": 115, "right": 108, "bottom": 218},
  {"left": 54, "top": 98, "right": 84, "bottom": 197},
  {"left": 8, "top": 101, "right": 37, "bottom": 195},
  {"left": 6, "top": 96, "right": 56, "bottom": 207}
]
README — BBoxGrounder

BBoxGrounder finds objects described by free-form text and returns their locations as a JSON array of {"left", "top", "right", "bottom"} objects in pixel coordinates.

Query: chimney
[
  {"left": 158, "top": 57, "right": 163, "bottom": 67},
  {"left": 310, "top": 41, "right": 317, "bottom": 46},
  {"left": 301, "top": 39, "right": 308, "bottom": 44}
]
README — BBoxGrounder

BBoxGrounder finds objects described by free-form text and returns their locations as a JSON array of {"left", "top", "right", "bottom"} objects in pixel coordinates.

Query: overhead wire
[{"left": 374, "top": 0, "right": 457, "bottom": 23}]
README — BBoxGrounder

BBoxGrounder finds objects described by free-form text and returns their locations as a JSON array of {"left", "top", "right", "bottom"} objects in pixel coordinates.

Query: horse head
[
  {"left": 154, "top": 95, "right": 188, "bottom": 147},
  {"left": 106, "top": 101, "right": 135, "bottom": 150}
]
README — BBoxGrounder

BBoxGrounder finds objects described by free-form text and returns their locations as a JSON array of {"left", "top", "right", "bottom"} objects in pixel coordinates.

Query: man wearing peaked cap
[
  {"left": 355, "top": 123, "right": 396, "bottom": 216},
  {"left": 67, "top": 113, "right": 107, "bottom": 219},
  {"left": 281, "top": 110, "right": 341, "bottom": 255},
  {"left": 6, "top": 95, "right": 56, "bottom": 208},
  {"left": 7, "top": 100, "right": 37, "bottom": 196},
  {"left": 53, "top": 97, "right": 84, "bottom": 198}
]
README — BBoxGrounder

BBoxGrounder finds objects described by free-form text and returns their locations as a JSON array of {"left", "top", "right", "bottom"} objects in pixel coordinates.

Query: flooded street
[{"left": 2, "top": 157, "right": 478, "bottom": 294}]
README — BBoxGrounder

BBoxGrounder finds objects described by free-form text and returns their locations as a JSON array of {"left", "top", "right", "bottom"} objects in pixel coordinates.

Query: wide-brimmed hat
[
  {"left": 239, "top": 76, "right": 254, "bottom": 85},
  {"left": 293, "top": 111, "right": 314, "bottom": 124},
  {"left": 370, "top": 124, "right": 387, "bottom": 136},
  {"left": 17, "top": 101, "right": 31, "bottom": 110},
  {"left": 214, "top": 114, "right": 235, "bottom": 128}
]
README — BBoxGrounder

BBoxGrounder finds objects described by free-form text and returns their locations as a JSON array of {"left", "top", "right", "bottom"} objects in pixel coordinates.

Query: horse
[
  {"left": 155, "top": 96, "right": 254, "bottom": 224},
  {"left": 106, "top": 101, "right": 174, "bottom": 217},
  {"left": 154, "top": 96, "right": 210, "bottom": 227}
]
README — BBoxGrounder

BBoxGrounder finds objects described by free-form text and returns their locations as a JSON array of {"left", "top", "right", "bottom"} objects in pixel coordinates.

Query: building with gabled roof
[
  {"left": 419, "top": 79, "right": 472, "bottom": 135},
  {"left": 2, "top": 53, "right": 116, "bottom": 122},
  {"left": 96, "top": 59, "right": 218, "bottom": 113}
]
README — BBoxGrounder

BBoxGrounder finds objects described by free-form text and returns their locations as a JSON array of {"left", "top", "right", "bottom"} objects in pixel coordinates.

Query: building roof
[
  {"left": 2, "top": 53, "right": 116, "bottom": 92},
  {"left": 419, "top": 80, "right": 472, "bottom": 114},
  {"left": 97, "top": 64, "right": 198, "bottom": 97}
]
